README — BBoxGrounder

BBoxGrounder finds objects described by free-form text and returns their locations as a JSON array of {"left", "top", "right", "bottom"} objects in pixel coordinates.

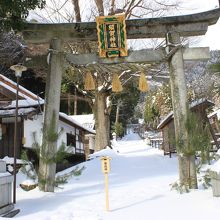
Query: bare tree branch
[
  {"left": 125, "top": 0, "right": 142, "bottom": 19},
  {"left": 72, "top": 0, "right": 81, "bottom": 22},
  {"left": 110, "top": 0, "right": 116, "bottom": 15}
]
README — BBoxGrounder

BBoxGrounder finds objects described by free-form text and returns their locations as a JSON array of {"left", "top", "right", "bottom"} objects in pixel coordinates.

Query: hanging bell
[
  {"left": 112, "top": 73, "right": 123, "bottom": 92},
  {"left": 139, "top": 72, "right": 149, "bottom": 92},
  {"left": 84, "top": 71, "right": 95, "bottom": 90}
]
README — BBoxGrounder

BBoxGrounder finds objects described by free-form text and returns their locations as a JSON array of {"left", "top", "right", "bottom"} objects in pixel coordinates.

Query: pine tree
[{"left": 0, "top": 0, "right": 46, "bottom": 31}]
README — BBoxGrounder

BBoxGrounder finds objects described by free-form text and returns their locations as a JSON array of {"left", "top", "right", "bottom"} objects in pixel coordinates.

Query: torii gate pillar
[
  {"left": 38, "top": 38, "right": 63, "bottom": 192},
  {"left": 167, "top": 32, "right": 197, "bottom": 187}
]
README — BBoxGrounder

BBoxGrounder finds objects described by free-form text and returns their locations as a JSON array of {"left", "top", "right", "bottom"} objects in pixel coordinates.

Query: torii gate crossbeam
[{"left": 23, "top": 9, "right": 220, "bottom": 43}]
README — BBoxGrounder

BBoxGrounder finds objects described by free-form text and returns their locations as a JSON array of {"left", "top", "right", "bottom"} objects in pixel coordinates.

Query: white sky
[
  {"left": 130, "top": 0, "right": 220, "bottom": 50},
  {"left": 29, "top": 0, "right": 220, "bottom": 50},
  {"left": 181, "top": 0, "right": 220, "bottom": 50}
]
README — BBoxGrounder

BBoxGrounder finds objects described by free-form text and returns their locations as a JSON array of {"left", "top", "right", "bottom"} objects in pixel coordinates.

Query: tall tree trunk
[
  {"left": 38, "top": 38, "right": 63, "bottom": 192},
  {"left": 67, "top": 93, "right": 71, "bottom": 115},
  {"left": 168, "top": 32, "right": 198, "bottom": 189},
  {"left": 115, "top": 102, "right": 121, "bottom": 139},
  {"left": 115, "top": 103, "right": 120, "bottom": 124},
  {"left": 188, "top": 155, "right": 198, "bottom": 189},
  {"left": 94, "top": 92, "right": 110, "bottom": 151},
  {"left": 94, "top": 0, "right": 104, "bottom": 16},
  {"left": 110, "top": 0, "right": 116, "bottom": 14},
  {"left": 72, "top": 0, "right": 81, "bottom": 22}
]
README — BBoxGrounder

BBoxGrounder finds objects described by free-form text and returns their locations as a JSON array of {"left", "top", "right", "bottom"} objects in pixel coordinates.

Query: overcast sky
[
  {"left": 29, "top": 0, "right": 220, "bottom": 50},
  {"left": 181, "top": 0, "right": 220, "bottom": 49}
]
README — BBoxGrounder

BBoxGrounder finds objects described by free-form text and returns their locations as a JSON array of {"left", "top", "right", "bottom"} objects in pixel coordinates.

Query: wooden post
[
  {"left": 74, "top": 87, "right": 77, "bottom": 115},
  {"left": 84, "top": 134, "right": 90, "bottom": 161},
  {"left": 67, "top": 93, "right": 71, "bottom": 115},
  {"left": 105, "top": 173, "right": 109, "bottom": 211},
  {"left": 38, "top": 38, "right": 63, "bottom": 192},
  {"left": 101, "top": 156, "right": 111, "bottom": 211}
]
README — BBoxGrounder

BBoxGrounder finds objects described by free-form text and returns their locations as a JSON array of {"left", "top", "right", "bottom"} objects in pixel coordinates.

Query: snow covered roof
[
  {"left": 157, "top": 98, "right": 214, "bottom": 129},
  {"left": 59, "top": 112, "right": 95, "bottom": 134},
  {"left": 0, "top": 75, "right": 95, "bottom": 134},
  {"left": 157, "top": 111, "right": 174, "bottom": 130},
  {"left": 2, "top": 156, "right": 25, "bottom": 165},
  {"left": 69, "top": 114, "right": 95, "bottom": 130},
  {"left": 1, "top": 99, "right": 44, "bottom": 110},
  {"left": 190, "top": 98, "right": 214, "bottom": 109},
  {"left": 0, "top": 74, "right": 44, "bottom": 109},
  {"left": 208, "top": 108, "right": 220, "bottom": 119},
  {"left": 0, "top": 107, "right": 37, "bottom": 117}
]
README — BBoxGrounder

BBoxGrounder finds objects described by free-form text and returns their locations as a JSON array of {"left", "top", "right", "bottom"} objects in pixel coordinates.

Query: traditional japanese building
[
  {"left": 157, "top": 99, "right": 216, "bottom": 157},
  {"left": 0, "top": 74, "right": 95, "bottom": 170}
]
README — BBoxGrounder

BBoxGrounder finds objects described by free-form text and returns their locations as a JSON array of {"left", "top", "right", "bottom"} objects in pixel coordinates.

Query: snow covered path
[{"left": 2, "top": 133, "right": 220, "bottom": 220}]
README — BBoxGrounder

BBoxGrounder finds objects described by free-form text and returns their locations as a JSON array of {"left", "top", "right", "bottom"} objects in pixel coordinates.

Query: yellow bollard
[
  {"left": 105, "top": 173, "right": 109, "bottom": 211},
  {"left": 100, "top": 156, "right": 111, "bottom": 211}
]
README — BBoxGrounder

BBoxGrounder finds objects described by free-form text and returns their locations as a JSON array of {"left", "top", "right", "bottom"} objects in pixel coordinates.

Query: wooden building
[
  {"left": 157, "top": 99, "right": 216, "bottom": 157},
  {"left": 208, "top": 109, "right": 220, "bottom": 133},
  {"left": 208, "top": 109, "right": 220, "bottom": 149},
  {"left": 0, "top": 74, "right": 95, "bottom": 170},
  {"left": 70, "top": 114, "right": 95, "bottom": 156}
]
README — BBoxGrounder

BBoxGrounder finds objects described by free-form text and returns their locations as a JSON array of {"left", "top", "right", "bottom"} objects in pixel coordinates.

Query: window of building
[{"left": 66, "top": 133, "right": 76, "bottom": 147}]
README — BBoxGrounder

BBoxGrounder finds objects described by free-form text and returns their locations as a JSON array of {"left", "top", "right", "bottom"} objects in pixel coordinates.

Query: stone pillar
[
  {"left": 167, "top": 32, "right": 196, "bottom": 187},
  {"left": 0, "top": 160, "right": 14, "bottom": 215},
  {"left": 38, "top": 38, "right": 63, "bottom": 192},
  {"left": 167, "top": 32, "right": 188, "bottom": 147},
  {"left": 84, "top": 135, "right": 90, "bottom": 161},
  {"left": 84, "top": 134, "right": 95, "bottom": 160},
  {"left": 89, "top": 134, "right": 95, "bottom": 153}
]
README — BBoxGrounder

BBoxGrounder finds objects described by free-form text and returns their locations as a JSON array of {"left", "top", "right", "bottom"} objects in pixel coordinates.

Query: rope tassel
[
  {"left": 139, "top": 72, "right": 148, "bottom": 92},
  {"left": 84, "top": 71, "right": 95, "bottom": 90},
  {"left": 112, "top": 73, "right": 123, "bottom": 92}
]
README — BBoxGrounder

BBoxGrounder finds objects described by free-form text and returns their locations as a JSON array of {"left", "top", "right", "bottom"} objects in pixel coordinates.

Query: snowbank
[
  {"left": 210, "top": 159, "right": 220, "bottom": 174},
  {"left": 6, "top": 133, "right": 220, "bottom": 220},
  {"left": 89, "top": 148, "right": 118, "bottom": 159}
]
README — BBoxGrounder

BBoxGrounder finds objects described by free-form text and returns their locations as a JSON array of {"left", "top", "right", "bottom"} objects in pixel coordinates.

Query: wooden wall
[
  {"left": 162, "top": 121, "right": 176, "bottom": 157},
  {"left": 0, "top": 122, "right": 22, "bottom": 158}
]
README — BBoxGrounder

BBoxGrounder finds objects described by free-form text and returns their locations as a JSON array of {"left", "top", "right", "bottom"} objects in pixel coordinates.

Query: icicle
[
  {"left": 112, "top": 73, "right": 123, "bottom": 92},
  {"left": 139, "top": 72, "right": 148, "bottom": 92},
  {"left": 84, "top": 71, "right": 95, "bottom": 90}
]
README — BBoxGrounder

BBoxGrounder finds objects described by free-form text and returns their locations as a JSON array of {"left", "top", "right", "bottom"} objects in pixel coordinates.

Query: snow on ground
[{"left": 2, "top": 133, "right": 220, "bottom": 220}]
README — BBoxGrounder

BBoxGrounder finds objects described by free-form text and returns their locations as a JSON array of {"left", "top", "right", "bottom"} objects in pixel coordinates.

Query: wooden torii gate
[{"left": 22, "top": 8, "right": 220, "bottom": 191}]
